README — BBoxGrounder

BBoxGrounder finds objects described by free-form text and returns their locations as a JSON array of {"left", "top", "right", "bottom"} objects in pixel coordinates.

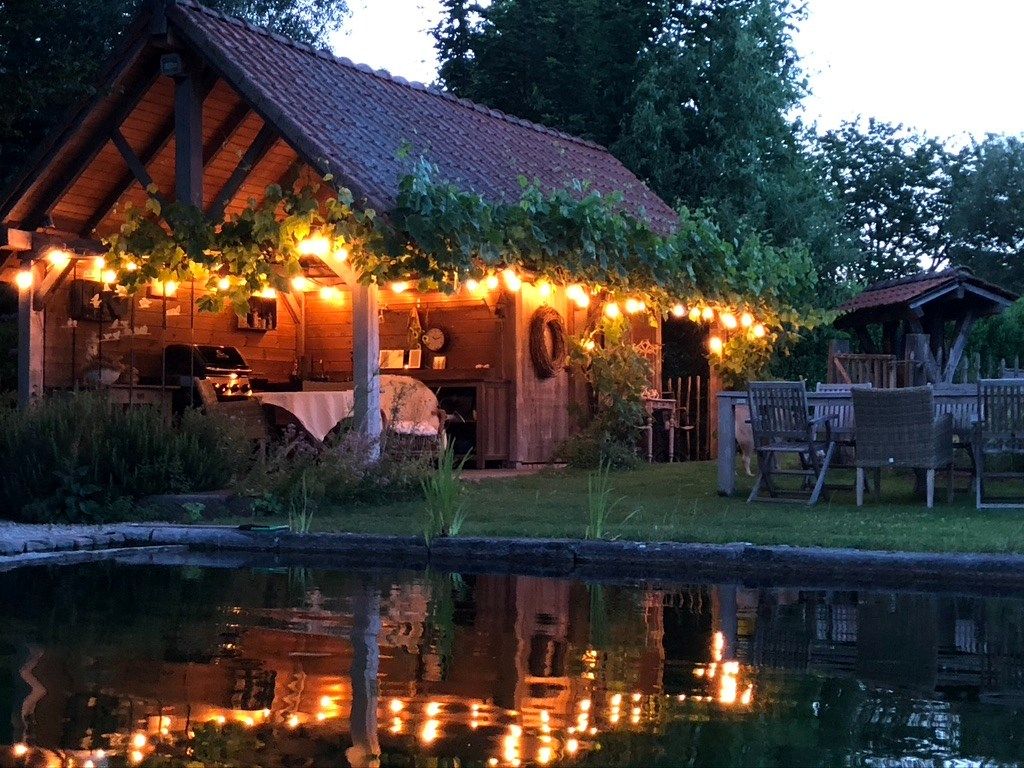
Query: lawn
[{"left": 235, "top": 462, "right": 1024, "bottom": 555}]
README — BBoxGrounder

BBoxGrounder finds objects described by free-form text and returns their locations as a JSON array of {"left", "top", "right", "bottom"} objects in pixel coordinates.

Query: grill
[{"left": 163, "top": 344, "right": 253, "bottom": 401}]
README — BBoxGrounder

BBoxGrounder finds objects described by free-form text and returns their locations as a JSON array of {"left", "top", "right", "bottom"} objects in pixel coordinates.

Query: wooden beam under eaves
[{"left": 206, "top": 124, "right": 278, "bottom": 220}]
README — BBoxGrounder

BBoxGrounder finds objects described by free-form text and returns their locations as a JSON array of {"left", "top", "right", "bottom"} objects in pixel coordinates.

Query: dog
[{"left": 734, "top": 404, "right": 754, "bottom": 476}]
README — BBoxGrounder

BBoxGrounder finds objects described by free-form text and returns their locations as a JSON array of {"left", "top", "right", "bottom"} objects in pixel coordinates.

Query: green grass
[{"left": 223, "top": 462, "right": 1024, "bottom": 554}]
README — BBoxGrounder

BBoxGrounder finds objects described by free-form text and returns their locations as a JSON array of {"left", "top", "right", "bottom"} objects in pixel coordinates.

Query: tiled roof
[
  {"left": 837, "top": 268, "right": 1017, "bottom": 316},
  {"left": 169, "top": 1, "right": 678, "bottom": 233}
]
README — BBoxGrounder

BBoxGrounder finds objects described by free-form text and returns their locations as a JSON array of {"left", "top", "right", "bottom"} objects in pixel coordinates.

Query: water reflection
[{"left": 0, "top": 565, "right": 1021, "bottom": 766}]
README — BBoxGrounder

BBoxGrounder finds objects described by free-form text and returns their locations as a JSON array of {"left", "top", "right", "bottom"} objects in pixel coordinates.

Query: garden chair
[
  {"left": 852, "top": 387, "right": 953, "bottom": 509},
  {"left": 747, "top": 381, "right": 836, "bottom": 505},
  {"left": 973, "top": 379, "right": 1024, "bottom": 509}
]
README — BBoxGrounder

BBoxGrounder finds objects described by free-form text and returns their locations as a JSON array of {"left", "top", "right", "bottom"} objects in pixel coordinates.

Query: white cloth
[
  {"left": 255, "top": 390, "right": 355, "bottom": 442},
  {"left": 256, "top": 376, "right": 440, "bottom": 441}
]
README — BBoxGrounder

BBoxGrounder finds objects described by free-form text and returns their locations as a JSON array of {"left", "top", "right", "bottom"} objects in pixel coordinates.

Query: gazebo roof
[{"left": 835, "top": 268, "right": 1017, "bottom": 329}]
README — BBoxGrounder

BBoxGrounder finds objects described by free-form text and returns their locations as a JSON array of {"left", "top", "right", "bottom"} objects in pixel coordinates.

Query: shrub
[
  {"left": 0, "top": 392, "right": 249, "bottom": 522},
  {"left": 245, "top": 424, "right": 433, "bottom": 518},
  {"left": 421, "top": 442, "right": 469, "bottom": 543}
]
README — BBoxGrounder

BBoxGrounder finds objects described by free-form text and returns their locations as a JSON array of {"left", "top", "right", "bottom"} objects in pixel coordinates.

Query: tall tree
[
  {"left": 813, "top": 119, "right": 951, "bottom": 284},
  {"left": 0, "top": 0, "right": 348, "bottom": 189},
  {"left": 434, "top": 0, "right": 664, "bottom": 148},
  {"left": 946, "top": 135, "right": 1024, "bottom": 294}
]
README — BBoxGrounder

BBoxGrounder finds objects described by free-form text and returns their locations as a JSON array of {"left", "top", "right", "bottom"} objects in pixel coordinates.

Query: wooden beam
[
  {"left": 944, "top": 311, "right": 975, "bottom": 383},
  {"left": 32, "top": 260, "right": 74, "bottom": 311},
  {"left": 352, "top": 281, "right": 382, "bottom": 457},
  {"left": 110, "top": 129, "right": 157, "bottom": 192},
  {"left": 22, "top": 67, "right": 160, "bottom": 231},
  {"left": 203, "top": 100, "right": 251, "bottom": 166},
  {"left": 85, "top": 72, "right": 220, "bottom": 233},
  {"left": 17, "top": 260, "right": 45, "bottom": 407},
  {"left": 174, "top": 69, "right": 203, "bottom": 206},
  {"left": 205, "top": 124, "right": 278, "bottom": 220}
]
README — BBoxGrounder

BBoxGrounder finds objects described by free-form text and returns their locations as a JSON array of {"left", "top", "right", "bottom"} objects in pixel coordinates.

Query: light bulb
[
  {"left": 290, "top": 275, "right": 312, "bottom": 292},
  {"left": 740, "top": 311, "right": 754, "bottom": 328},
  {"left": 14, "top": 270, "right": 33, "bottom": 291},
  {"left": 319, "top": 285, "right": 342, "bottom": 303},
  {"left": 217, "top": 276, "right": 232, "bottom": 291},
  {"left": 297, "top": 234, "right": 330, "bottom": 258},
  {"left": 671, "top": 304, "right": 686, "bottom": 318},
  {"left": 701, "top": 306, "right": 714, "bottom": 321},
  {"left": 502, "top": 268, "right": 522, "bottom": 292},
  {"left": 46, "top": 249, "right": 71, "bottom": 270},
  {"left": 721, "top": 312, "right": 737, "bottom": 330},
  {"left": 709, "top": 335, "right": 724, "bottom": 355},
  {"left": 753, "top": 323, "right": 766, "bottom": 338},
  {"left": 465, "top": 278, "right": 480, "bottom": 293},
  {"left": 485, "top": 273, "right": 500, "bottom": 291},
  {"left": 537, "top": 280, "right": 553, "bottom": 298},
  {"left": 604, "top": 302, "right": 621, "bottom": 319},
  {"left": 333, "top": 245, "right": 349, "bottom": 262},
  {"left": 625, "top": 298, "right": 646, "bottom": 314},
  {"left": 101, "top": 269, "right": 117, "bottom": 285},
  {"left": 688, "top": 307, "right": 701, "bottom": 322},
  {"left": 258, "top": 286, "right": 277, "bottom": 299}
]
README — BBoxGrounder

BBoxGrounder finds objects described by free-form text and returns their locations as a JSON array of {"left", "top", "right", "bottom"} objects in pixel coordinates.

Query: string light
[
  {"left": 101, "top": 268, "right": 118, "bottom": 285},
  {"left": 502, "top": 267, "right": 522, "bottom": 292},
  {"left": 604, "top": 302, "right": 621, "bottom": 319},
  {"left": 297, "top": 234, "right": 330, "bottom": 258},
  {"left": 688, "top": 306, "right": 701, "bottom": 322},
  {"left": 709, "top": 335, "right": 724, "bottom": 355},
  {"left": 701, "top": 306, "right": 715, "bottom": 321},
  {"left": 537, "top": 280, "right": 553, "bottom": 298},
  {"left": 217, "top": 276, "right": 232, "bottom": 292},
  {"left": 485, "top": 273, "right": 500, "bottom": 291},
  {"left": 333, "top": 245, "right": 349, "bottom": 263},
  {"left": 14, "top": 270, "right": 33, "bottom": 291},
  {"left": 740, "top": 311, "right": 754, "bottom": 328},
  {"left": 753, "top": 323, "right": 767, "bottom": 338},
  {"left": 671, "top": 304, "right": 686, "bottom": 318},
  {"left": 46, "top": 248, "right": 71, "bottom": 269},
  {"left": 465, "top": 278, "right": 480, "bottom": 293},
  {"left": 151, "top": 279, "right": 178, "bottom": 297},
  {"left": 12, "top": 744, "right": 28, "bottom": 757},
  {"left": 390, "top": 281, "right": 409, "bottom": 294},
  {"left": 389, "top": 699, "right": 404, "bottom": 714},
  {"left": 624, "top": 298, "right": 646, "bottom": 314},
  {"left": 258, "top": 286, "right": 277, "bottom": 299},
  {"left": 721, "top": 312, "right": 738, "bottom": 330},
  {"left": 319, "top": 285, "right": 343, "bottom": 303},
  {"left": 290, "top": 275, "right": 312, "bottom": 292},
  {"left": 125, "top": 260, "right": 138, "bottom": 272}
]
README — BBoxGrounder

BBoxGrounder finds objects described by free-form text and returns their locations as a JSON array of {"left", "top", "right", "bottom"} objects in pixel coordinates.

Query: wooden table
[{"left": 716, "top": 387, "right": 979, "bottom": 496}]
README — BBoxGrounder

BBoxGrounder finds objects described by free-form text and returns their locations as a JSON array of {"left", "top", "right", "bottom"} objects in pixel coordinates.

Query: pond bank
[{"left": 6, "top": 521, "right": 1024, "bottom": 595}]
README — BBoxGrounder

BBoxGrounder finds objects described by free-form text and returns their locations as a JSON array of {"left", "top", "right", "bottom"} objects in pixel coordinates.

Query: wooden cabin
[{"left": 0, "top": 0, "right": 675, "bottom": 466}]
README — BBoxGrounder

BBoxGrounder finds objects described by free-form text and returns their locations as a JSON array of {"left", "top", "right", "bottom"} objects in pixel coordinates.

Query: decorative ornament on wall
[
  {"left": 529, "top": 306, "right": 567, "bottom": 380},
  {"left": 421, "top": 326, "right": 449, "bottom": 353}
]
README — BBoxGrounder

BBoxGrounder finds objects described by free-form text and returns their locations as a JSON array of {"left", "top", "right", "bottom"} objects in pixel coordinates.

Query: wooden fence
[{"left": 663, "top": 375, "right": 712, "bottom": 461}]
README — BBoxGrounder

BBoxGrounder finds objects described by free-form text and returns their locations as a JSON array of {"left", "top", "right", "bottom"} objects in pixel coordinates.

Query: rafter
[
  {"left": 205, "top": 124, "right": 278, "bottom": 220},
  {"left": 22, "top": 66, "right": 160, "bottom": 231}
]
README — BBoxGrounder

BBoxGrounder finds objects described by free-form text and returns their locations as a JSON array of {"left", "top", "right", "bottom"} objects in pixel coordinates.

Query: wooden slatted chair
[
  {"left": 974, "top": 379, "right": 1024, "bottom": 508},
  {"left": 747, "top": 381, "right": 836, "bottom": 505},
  {"left": 852, "top": 386, "right": 953, "bottom": 508}
]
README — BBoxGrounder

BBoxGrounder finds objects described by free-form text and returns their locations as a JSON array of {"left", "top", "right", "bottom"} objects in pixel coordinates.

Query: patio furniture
[
  {"left": 196, "top": 379, "right": 271, "bottom": 446},
  {"left": 852, "top": 386, "right": 954, "bottom": 508},
  {"left": 747, "top": 381, "right": 836, "bottom": 505},
  {"left": 973, "top": 379, "right": 1024, "bottom": 508}
]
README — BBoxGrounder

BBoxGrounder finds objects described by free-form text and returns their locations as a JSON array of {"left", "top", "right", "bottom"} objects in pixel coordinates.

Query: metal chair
[
  {"left": 973, "top": 379, "right": 1024, "bottom": 508},
  {"left": 747, "top": 381, "right": 836, "bottom": 505},
  {"left": 852, "top": 387, "right": 953, "bottom": 508}
]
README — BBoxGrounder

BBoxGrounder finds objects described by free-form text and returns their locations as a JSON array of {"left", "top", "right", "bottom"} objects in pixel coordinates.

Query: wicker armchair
[
  {"left": 973, "top": 379, "right": 1024, "bottom": 508},
  {"left": 852, "top": 386, "right": 954, "bottom": 508},
  {"left": 747, "top": 381, "right": 836, "bottom": 505}
]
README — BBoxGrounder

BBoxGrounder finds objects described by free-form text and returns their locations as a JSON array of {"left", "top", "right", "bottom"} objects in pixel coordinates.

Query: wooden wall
[
  {"left": 508, "top": 284, "right": 574, "bottom": 464},
  {"left": 41, "top": 267, "right": 299, "bottom": 388}
]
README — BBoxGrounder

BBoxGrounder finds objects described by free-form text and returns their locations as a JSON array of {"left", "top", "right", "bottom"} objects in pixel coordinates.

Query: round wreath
[{"left": 529, "top": 306, "right": 567, "bottom": 380}]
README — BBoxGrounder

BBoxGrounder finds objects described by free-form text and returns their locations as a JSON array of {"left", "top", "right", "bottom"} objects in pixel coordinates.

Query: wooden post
[
  {"left": 716, "top": 392, "right": 736, "bottom": 496},
  {"left": 347, "top": 583, "right": 381, "bottom": 768},
  {"left": 352, "top": 281, "right": 382, "bottom": 457},
  {"left": 173, "top": 64, "right": 203, "bottom": 206},
  {"left": 17, "top": 260, "right": 45, "bottom": 408}
]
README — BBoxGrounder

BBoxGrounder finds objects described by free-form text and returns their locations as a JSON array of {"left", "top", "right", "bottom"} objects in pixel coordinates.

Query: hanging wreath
[{"left": 529, "top": 306, "right": 567, "bottom": 379}]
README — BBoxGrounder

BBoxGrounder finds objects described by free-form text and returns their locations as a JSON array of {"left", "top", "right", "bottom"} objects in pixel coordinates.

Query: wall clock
[{"left": 421, "top": 326, "right": 449, "bottom": 353}]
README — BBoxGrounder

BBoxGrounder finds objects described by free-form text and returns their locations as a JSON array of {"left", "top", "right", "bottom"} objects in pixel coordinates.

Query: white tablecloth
[{"left": 255, "top": 391, "right": 354, "bottom": 442}]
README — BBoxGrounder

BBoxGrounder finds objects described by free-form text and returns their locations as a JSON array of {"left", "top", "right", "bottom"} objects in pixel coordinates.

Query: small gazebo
[{"left": 833, "top": 268, "right": 1018, "bottom": 384}]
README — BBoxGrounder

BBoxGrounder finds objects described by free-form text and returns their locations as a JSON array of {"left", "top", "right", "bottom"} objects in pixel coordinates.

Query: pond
[{"left": 0, "top": 562, "right": 1023, "bottom": 767}]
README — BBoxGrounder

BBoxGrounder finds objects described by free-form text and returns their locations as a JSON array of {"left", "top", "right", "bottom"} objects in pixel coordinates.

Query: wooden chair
[
  {"left": 747, "top": 381, "right": 836, "bottom": 505},
  {"left": 973, "top": 379, "right": 1024, "bottom": 508},
  {"left": 852, "top": 387, "right": 953, "bottom": 508}
]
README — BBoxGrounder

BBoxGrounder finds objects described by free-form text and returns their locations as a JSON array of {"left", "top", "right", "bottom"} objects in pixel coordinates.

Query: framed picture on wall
[
  {"left": 432, "top": 355, "right": 447, "bottom": 370},
  {"left": 406, "top": 348, "right": 422, "bottom": 369},
  {"left": 236, "top": 296, "right": 278, "bottom": 331},
  {"left": 379, "top": 349, "right": 405, "bottom": 369}
]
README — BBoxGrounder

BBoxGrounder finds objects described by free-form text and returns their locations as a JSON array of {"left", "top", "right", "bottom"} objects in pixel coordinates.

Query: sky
[{"left": 330, "top": 0, "right": 1024, "bottom": 141}]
